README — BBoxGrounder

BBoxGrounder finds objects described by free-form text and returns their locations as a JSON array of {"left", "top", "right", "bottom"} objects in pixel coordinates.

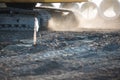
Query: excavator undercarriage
[
  {"left": 0, "top": 3, "right": 57, "bottom": 31},
  {"left": 0, "top": 0, "right": 120, "bottom": 31}
]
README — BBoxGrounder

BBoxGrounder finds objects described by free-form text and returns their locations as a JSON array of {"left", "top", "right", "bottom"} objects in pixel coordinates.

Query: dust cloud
[{"left": 47, "top": 0, "right": 120, "bottom": 31}]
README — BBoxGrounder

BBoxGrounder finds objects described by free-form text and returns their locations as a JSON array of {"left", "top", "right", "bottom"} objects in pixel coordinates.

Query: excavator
[
  {"left": 0, "top": 0, "right": 120, "bottom": 31},
  {"left": 0, "top": 0, "right": 88, "bottom": 31}
]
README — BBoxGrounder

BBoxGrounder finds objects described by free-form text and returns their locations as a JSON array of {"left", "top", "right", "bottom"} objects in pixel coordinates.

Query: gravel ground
[{"left": 0, "top": 30, "right": 120, "bottom": 80}]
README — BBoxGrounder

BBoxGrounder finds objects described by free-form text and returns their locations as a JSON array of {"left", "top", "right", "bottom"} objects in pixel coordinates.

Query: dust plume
[
  {"left": 47, "top": 1, "right": 120, "bottom": 31},
  {"left": 48, "top": 11, "right": 80, "bottom": 31},
  {"left": 47, "top": 3, "right": 80, "bottom": 31}
]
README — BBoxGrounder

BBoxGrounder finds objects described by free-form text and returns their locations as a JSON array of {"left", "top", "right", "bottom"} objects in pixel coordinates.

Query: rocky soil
[{"left": 0, "top": 30, "right": 120, "bottom": 80}]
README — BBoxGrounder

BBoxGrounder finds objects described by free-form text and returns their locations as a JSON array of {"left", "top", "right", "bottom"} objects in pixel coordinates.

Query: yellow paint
[{"left": 0, "top": 0, "right": 87, "bottom": 3}]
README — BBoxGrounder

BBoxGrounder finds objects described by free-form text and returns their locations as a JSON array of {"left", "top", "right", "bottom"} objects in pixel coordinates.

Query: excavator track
[
  {"left": 0, "top": 7, "right": 51, "bottom": 31},
  {"left": 0, "top": 8, "right": 37, "bottom": 31}
]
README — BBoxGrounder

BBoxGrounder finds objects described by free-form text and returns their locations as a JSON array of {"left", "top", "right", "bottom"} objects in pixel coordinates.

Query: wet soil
[{"left": 0, "top": 30, "right": 120, "bottom": 80}]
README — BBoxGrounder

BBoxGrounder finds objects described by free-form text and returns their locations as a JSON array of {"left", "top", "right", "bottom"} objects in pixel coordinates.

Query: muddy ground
[{"left": 0, "top": 30, "right": 120, "bottom": 80}]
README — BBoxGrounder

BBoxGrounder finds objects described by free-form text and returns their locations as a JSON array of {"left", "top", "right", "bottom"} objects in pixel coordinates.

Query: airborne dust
[{"left": 47, "top": 0, "right": 120, "bottom": 31}]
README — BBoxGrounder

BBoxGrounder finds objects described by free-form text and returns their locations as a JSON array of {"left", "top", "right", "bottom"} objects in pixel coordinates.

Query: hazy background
[{"left": 47, "top": 0, "right": 120, "bottom": 31}]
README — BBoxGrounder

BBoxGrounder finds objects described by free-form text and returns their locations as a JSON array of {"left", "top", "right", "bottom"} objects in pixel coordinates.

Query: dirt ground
[{"left": 0, "top": 30, "right": 120, "bottom": 80}]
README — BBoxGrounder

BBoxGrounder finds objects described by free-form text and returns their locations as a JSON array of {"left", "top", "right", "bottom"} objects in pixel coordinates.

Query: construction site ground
[{"left": 0, "top": 30, "right": 120, "bottom": 80}]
